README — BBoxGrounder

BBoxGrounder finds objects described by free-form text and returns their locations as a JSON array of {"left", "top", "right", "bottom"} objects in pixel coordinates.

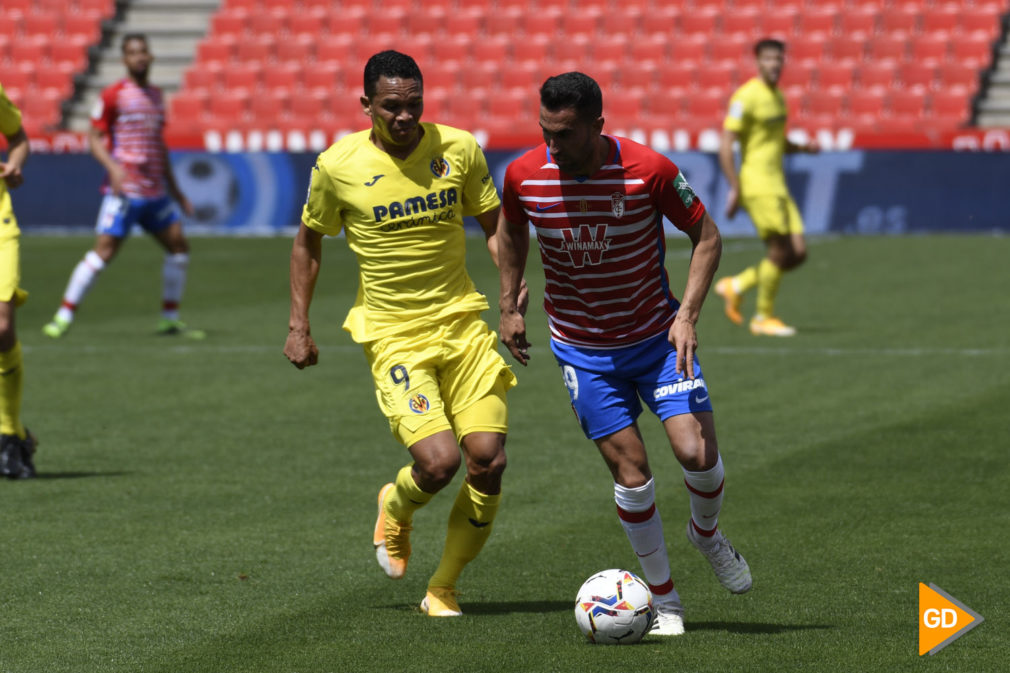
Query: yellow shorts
[
  {"left": 741, "top": 194, "right": 804, "bottom": 240},
  {"left": 0, "top": 231, "right": 28, "bottom": 307},
  {"left": 364, "top": 311, "right": 517, "bottom": 447}
]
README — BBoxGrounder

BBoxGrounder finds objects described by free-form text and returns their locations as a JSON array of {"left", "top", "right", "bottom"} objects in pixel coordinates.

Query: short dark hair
[
  {"left": 754, "top": 38, "right": 786, "bottom": 56},
  {"left": 539, "top": 72, "right": 603, "bottom": 121},
  {"left": 363, "top": 50, "right": 423, "bottom": 97},
  {"left": 121, "top": 33, "right": 148, "bottom": 52}
]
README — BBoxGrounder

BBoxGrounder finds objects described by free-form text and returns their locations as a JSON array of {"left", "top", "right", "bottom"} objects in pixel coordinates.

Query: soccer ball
[{"left": 574, "top": 569, "right": 654, "bottom": 644}]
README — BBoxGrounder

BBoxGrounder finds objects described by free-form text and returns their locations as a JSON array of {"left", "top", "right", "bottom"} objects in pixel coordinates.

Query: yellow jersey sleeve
[
  {"left": 460, "top": 137, "right": 500, "bottom": 217},
  {"left": 302, "top": 160, "right": 343, "bottom": 236},
  {"left": 0, "top": 85, "right": 23, "bottom": 137},
  {"left": 723, "top": 85, "right": 748, "bottom": 134}
]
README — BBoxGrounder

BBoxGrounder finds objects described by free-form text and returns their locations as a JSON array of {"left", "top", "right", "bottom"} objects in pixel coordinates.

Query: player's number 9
[
  {"left": 390, "top": 365, "right": 410, "bottom": 391},
  {"left": 562, "top": 365, "right": 579, "bottom": 401}
]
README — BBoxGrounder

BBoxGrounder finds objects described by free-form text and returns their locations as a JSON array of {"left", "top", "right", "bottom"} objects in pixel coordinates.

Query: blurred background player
[
  {"left": 43, "top": 34, "right": 197, "bottom": 339},
  {"left": 497, "top": 72, "right": 750, "bottom": 637},
  {"left": 0, "top": 81, "right": 36, "bottom": 479},
  {"left": 716, "top": 38, "right": 818, "bottom": 337},
  {"left": 284, "top": 51, "right": 521, "bottom": 617}
]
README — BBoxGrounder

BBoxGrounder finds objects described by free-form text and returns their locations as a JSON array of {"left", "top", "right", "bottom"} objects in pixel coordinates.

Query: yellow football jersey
[
  {"left": 724, "top": 77, "right": 789, "bottom": 197},
  {"left": 303, "top": 122, "right": 501, "bottom": 343},
  {"left": 0, "top": 83, "right": 23, "bottom": 241}
]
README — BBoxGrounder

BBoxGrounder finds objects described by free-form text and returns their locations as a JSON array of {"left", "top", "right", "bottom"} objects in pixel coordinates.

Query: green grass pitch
[{"left": 4, "top": 233, "right": 1008, "bottom": 673}]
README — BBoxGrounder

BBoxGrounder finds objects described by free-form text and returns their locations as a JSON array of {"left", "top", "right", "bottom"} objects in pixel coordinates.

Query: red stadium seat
[
  {"left": 602, "top": 12, "right": 642, "bottom": 37},
  {"left": 669, "top": 35, "right": 708, "bottom": 64},
  {"left": 951, "top": 37, "right": 994, "bottom": 68},
  {"left": 848, "top": 89, "right": 885, "bottom": 120},
  {"left": 709, "top": 36, "right": 751, "bottom": 65},
  {"left": 235, "top": 37, "right": 275, "bottom": 64},
  {"left": 683, "top": 91, "right": 726, "bottom": 120},
  {"left": 910, "top": 36, "right": 950, "bottom": 65},
  {"left": 938, "top": 63, "right": 980, "bottom": 93},
  {"left": 838, "top": 10, "right": 878, "bottom": 38},
  {"left": 790, "top": 35, "right": 826, "bottom": 64},
  {"left": 879, "top": 8, "right": 920, "bottom": 36},
  {"left": 0, "top": 70, "right": 32, "bottom": 93},
  {"left": 303, "top": 66, "right": 343, "bottom": 96},
  {"left": 275, "top": 38, "right": 314, "bottom": 65},
  {"left": 9, "top": 42, "right": 47, "bottom": 65},
  {"left": 50, "top": 42, "right": 88, "bottom": 70},
  {"left": 21, "top": 13, "right": 60, "bottom": 39},
  {"left": 760, "top": 13, "right": 797, "bottom": 39},
  {"left": 222, "top": 66, "right": 260, "bottom": 94},
  {"left": 562, "top": 13, "right": 601, "bottom": 39},
  {"left": 171, "top": 94, "right": 207, "bottom": 124},
  {"left": 829, "top": 37, "right": 866, "bottom": 64},
  {"left": 473, "top": 36, "right": 511, "bottom": 64},
  {"left": 798, "top": 9, "right": 838, "bottom": 37},
  {"left": 519, "top": 10, "right": 561, "bottom": 39},
  {"left": 802, "top": 91, "right": 844, "bottom": 119},
  {"left": 196, "top": 39, "right": 235, "bottom": 66},
  {"left": 289, "top": 95, "right": 324, "bottom": 121},
  {"left": 249, "top": 95, "right": 288, "bottom": 120},
  {"left": 920, "top": 6, "right": 959, "bottom": 36},
  {"left": 887, "top": 90, "right": 927, "bottom": 118},
  {"left": 779, "top": 61, "right": 815, "bottom": 90},
  {"left": 867, "top": 37, "right": 908, "bottom": 63},
  {"left": 248, "top": 11, "right": 288, "bottom": 37},
  {"left": 814, "top": 63, "right": 854, "bottom": 92},
  {"left": 316, "top": 39, "right": 354, "bottom": 66},
  {"left": 680, "top": 10, "right": 720, "bottom": 37},
  {"left": 897, "top": 63, "right": 936, "bottom": 92},
  {"left": 856, "top": 63, "right": 896, "bottom": 91},
  {"left": 211, "top": 11, "right": 247, "bottom": 38},
  {"left": 929, "top": 91, "right": 970, "bottom": 123},
  {"left": 501, "top": 65, "right": 540, "bottom": 92},
  {"left": 720, "top": 10, "right": 761, "bottom": 38},
  {"left": 959, "top": 8, "right": 1003, "bottom": 40},
  {"left": 658, "top": 62, "right": 699, "bottom": 91},
  {"left": 261, "top": 63, "right": 300, "bottom": 95},
  {"left": 184, "top": 67, "right": 221, "bottom": 92},
  {"left": 629, "top": 35, "right": 669, "bottom": 64},
  {"left": 78, "top": 0, "right": 115, "bottom": 17},
  {"left": 620, "top": 63, "right": 658, "bottom": 92},
  {"left": 695, "top": 62, "right": 739, "bottom": 93}
]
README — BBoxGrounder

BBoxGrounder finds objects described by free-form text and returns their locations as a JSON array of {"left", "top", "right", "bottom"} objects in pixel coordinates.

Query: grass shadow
[
  {"left": 687, "top": 621, "right": 835, "bottom": 634},
  {"left": 31, "top": 471, "right": 132, "bottom": 480}
]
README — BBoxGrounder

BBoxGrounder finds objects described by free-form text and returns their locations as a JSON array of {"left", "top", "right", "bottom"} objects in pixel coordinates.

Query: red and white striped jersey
[
  {"left": 502, "top": 135, "right": 706, "bottom": 349},
  {"left": 91, "top": 79, "right": 167, "bottom": 199}
]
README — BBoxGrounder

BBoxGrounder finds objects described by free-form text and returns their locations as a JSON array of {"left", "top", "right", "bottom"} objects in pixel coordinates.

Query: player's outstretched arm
[
  {"left": 670, "top": 211, "right": 722, "bottom": 379},
  {"left": 496, "top": 210, "right": 531, "bottom": 365},
  {"left": 0, "top": 125, "right": 29, "bottom": 189},
  {"left": 88, "top": 126, "right": 126, "bottom": 195},
  {"left": 162, "top": 146, "right": 194, "bottom": 216},
  {"left": 718, "top": 129, "right": 741, "bottom": 218},
  {"left": 477, "top": 206, "right": 528, "bottom": 315},
  {"left": 284, "top": 223, "right": 322, "bottom": 369}
]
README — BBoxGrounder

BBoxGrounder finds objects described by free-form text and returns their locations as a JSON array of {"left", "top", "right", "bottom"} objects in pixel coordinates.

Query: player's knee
[
  {"left": 414, "top": 451, "right": 461, "bottom": 490},
  {"left": 470, "top": 446, "right": 507, "bottom": 482},
  {"left": 0, "top": 314, "right": 14, "bottom": 350}
]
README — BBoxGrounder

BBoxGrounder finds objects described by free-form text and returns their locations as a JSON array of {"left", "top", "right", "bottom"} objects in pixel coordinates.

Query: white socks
[
  {"left": 683, "top": 455, "right": 725, "bottom": 543},
  {"left": 57, "top": 250, "right": 105, "bottom": 323},
  {"left": 614, "top": 478, "right": 680, "bottom": 607},
  {"left": 161, "top": 252, "right": 189, "bottom": 320}
]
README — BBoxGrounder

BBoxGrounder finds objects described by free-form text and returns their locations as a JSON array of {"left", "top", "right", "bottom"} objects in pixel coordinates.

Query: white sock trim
[
  {"left": 683, "top": 455, "right": 724, "bottom": 492},
  {"left": 614, "top": 478, "right": 655, "bottom": 513},
  {"left": 84, "top": 250, "right": 106, "bottom": 271}
]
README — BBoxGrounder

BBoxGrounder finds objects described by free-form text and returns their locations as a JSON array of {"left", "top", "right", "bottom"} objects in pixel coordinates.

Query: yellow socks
[
  {"left": 428, "top": 481, "right": 501, "bottom": 591},
  {"left": 733, "top": 265, "right": 759, "bottom": 295},
  {"left": 384, "top": 464, "right": 434, "bottom": 523},
  {"left": 756, "top": 258, "right": 784, "bottom": 318},
  {"left": 0, "top": 341, "right": 25, "bottom": 438}
]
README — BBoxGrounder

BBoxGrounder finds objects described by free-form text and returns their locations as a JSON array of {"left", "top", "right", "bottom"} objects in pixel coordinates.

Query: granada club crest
[
  {"left": 430, "top": 157, "right": 451, "bottom": 178},
  {"left": 408, "top": 393, "right": 430, "bottom": 414},
  {"left": 610, "top": 192, "right": 626, "bottom": 218}
]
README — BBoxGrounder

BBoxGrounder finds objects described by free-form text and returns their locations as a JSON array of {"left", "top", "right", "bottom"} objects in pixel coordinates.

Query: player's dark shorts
[
  {"left": 551, "top": 330, "right": 714, "bottom": 440},
  {"left": 95, "top": 194, "right": 179, "bottom": 238}
]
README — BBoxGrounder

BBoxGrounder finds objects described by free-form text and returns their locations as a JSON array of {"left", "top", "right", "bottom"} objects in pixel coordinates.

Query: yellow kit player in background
[
  {"left": 284, "top": 51, "right": 523, "bottom": 617},
  {"left": 717, "top": 38, "right": 818, "bottom": 337},
  {"left": 0, "top": 83, "right": 36, "bottom": 479}
]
